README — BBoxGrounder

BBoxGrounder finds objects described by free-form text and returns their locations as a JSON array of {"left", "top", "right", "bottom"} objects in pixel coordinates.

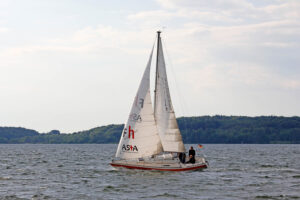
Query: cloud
[
  {"left": 156, "top": 0, "right": 255, "bottom": 11},
  {"left": 184, "top": 61, "right": 300, "bottom": 92},
  {"left": 1, "top": 0, "right": 300, "bottom": 132},
  {"left": 0, "top": 27, "right": 9, "bottom": 33},
  {"left": 152, "top": 0, "right": 300, "bottom": 23},
  {"left": 0, "top": 25, "right": 156, "bottom": 60},
  {"left": 128, "top": 10, "right": 174, "bottom": 21},
  {"left": 0, "top": 25, "right": 165, "bottom": 132},
  {"left": 126, "top": 0, "right": 300, "bottom": 96}
]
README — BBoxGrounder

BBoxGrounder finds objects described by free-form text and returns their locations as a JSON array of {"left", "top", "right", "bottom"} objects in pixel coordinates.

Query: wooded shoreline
[{"left": 1, "top": 116, "right": 299, "bottom": 144}]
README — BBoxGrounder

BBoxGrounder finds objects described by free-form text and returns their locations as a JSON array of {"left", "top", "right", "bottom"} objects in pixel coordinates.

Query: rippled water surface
[{"left": 0, "top": 144, "right": 299, "bottom": 199}]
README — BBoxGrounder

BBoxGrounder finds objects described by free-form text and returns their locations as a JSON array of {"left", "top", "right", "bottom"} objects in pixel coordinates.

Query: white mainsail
[
  {"left": 154, "top": 32, "right": 186, "bottom": 153},
  {"left": 115, "top": 48, "right": 163, "bottom": 159}
]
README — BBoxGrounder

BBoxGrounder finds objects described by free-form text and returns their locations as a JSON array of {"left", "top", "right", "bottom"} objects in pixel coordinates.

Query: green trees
[
  {"left": 0, "top": 116, "right": 299, "bottom": 144},
  {"left": 0, "top": 127, "right": 39, "bottom": 141},
  {"left": 177, "top": 116, "right": 300, "bottom": 144}
]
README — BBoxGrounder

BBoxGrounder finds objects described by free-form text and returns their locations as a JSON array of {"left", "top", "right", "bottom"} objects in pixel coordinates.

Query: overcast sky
[{"left": 0, "top": 0, "right": 299, "bottom": 133}]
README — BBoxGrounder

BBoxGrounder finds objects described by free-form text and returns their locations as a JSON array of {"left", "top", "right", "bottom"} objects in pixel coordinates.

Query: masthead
[{"left": 157, "top": 30, "right": 161, "bottom": 37}]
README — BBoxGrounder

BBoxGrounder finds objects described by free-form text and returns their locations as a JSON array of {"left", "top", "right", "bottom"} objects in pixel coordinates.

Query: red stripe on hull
[{"left": 110, "top": 163, "right": 207, "bottom": 171}]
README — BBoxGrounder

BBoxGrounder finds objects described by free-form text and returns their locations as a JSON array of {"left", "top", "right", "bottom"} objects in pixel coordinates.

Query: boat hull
[
  {"left": 110, "top": 157, "right": 208, "bottom": 172},
  {"left": 110, "top": 163, "right": 207, "bottom": 171}
]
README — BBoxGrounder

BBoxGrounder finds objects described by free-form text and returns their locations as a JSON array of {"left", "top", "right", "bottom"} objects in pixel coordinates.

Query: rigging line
[{"left": 161, "top": 37, "right": 190, "bottom": 118}]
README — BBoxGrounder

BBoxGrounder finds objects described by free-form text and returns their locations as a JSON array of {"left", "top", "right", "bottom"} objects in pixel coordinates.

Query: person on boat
[
  {"left": 178, "top": 152, "right": 186, "bottom": 163},
  {"left": 185, "top": 146, "right": 196, "bottom": 164},
  {"left": 189, "top": 146, "right": 195, "bottom": 159},
  {"left": 186, "top": 155, "right": 195, "bottom": 164}
]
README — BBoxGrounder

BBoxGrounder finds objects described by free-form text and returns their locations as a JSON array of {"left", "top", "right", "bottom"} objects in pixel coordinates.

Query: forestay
[
  {"left": 154, "top": 33, "right": 186, "bottom": 153},
  {"left": 115, "top": 48, "right": 163, "bottom": 159}
]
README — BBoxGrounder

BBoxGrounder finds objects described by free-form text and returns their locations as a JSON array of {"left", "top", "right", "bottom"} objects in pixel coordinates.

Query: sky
[{"left": 0, "top": 0, "right": 299, "bottom": 133}]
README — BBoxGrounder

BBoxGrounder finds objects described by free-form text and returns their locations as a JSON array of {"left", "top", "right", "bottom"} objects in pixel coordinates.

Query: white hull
[{"left": 111, "top": 156, "right": 208, "bottom": 171}]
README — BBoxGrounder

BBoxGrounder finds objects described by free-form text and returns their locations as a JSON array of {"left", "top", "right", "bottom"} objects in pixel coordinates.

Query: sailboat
[{"left": 110, "top": 31, "right": 208, "bottom": 171}]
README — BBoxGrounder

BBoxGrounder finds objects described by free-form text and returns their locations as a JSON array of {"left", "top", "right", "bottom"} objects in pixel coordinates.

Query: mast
[{"left": 154, "top": 30, "right": 161, "bottom": 114}]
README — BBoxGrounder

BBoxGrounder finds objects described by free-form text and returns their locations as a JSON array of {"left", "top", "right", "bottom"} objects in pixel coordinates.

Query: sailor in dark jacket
[
  {"left": 178, "top": 152, "right": 186, "bottom": 163},
  {"left": 186, "top": 146, "right": 196, "bottom": 164},
  {"left": 189, "top": 146, "right": 195, "bottom": 158}
]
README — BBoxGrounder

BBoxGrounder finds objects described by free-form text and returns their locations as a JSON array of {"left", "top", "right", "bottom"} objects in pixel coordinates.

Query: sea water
[{"left": 0, "top": 144, "right": 299, "bottom": 199}]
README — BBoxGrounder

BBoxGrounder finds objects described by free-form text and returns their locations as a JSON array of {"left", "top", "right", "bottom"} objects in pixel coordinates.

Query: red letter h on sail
[{"left": 128, "top": 126, "right": 134, "bottom": 139}]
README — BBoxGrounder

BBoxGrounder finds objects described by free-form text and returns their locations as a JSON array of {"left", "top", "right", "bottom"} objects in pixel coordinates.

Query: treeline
[
  {"left": 0, "top": 125, "right": 123, "bottom": 144},
  {"left": 0, "top": 116, "right": 300, "bottom": 144},
  {"left": 178, "top": 116, "right": 300, "bottom": 144}
]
